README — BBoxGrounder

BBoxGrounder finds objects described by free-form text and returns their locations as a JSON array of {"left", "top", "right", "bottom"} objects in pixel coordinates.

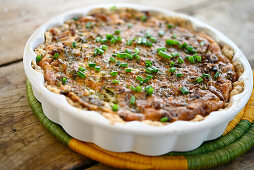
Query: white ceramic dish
[{"left": 23, "top": 3, "right": 253, "bottom": 156}]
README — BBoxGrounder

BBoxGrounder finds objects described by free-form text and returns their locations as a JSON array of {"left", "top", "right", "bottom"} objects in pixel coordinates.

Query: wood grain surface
[{"left": 0, "top": 0, "right": 253, "bottom": 169}]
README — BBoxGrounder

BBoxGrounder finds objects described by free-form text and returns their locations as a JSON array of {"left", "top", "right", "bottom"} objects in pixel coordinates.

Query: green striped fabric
[
  {"left": 26, "top": 80, "right": 254, "bottom": 169},
  {"left": 26, "top": 80, "right": 71, "bottom": 145}
]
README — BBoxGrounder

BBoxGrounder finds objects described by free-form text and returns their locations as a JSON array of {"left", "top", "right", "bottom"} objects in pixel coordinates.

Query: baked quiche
[{"left": 33, "top": 7, "right": 241, "bottom": 124}]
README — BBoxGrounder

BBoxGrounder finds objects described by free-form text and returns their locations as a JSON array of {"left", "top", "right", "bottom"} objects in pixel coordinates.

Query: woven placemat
[{"left": 26, "top": 79, "right": 254, "bottom": 170}]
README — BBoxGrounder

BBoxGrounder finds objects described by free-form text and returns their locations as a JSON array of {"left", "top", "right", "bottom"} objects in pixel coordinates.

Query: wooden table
[{"left": 1, "top": 0, "right": 254, "bottom": 169}]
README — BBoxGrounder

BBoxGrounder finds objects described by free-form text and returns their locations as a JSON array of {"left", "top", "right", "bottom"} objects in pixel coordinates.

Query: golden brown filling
[{"left": 34, "top": 7, "right": 237, "bottom": 123}]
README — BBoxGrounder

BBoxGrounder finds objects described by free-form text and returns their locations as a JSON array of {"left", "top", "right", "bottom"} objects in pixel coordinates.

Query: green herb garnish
[
  {"left": 214, "top": 71, "right": 221, "bottom": 79},
  {"left": 36, "top": 55, "right": 41, "bottom": 62},
  {"left": 130, "top": 95, "right": 136, "bottom": 105},
  {"left": 88, "top": 63, "right": 96, "bottom": 68},
  {"left": 112, "top": 79, "right": 120, "bottom": 84},
  {"left": 180, "top": 86, "right": 189, "bottom": 94},
  {"left": 95, "top": 66, "right": 101, "bottom": 72},
  {"left": 145, "top": 85, "right": 154, "bottom": 95},
  {"left": 160, "top": 116, "right": 168, "bottom": 122},
  {"left": 110, "top": 71, "right": 118, "bottom": 76},
  {"left": 111, "top": 104, "right": 119, "bottom": 112}
]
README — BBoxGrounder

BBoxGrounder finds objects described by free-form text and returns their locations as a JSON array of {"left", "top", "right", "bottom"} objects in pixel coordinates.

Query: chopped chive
[
  {"left": 72, "top": 42, "right": 77, "bottom": 48},
  {"left": 177, "top": 57, "right": 184, "bottom": 64},
  {"left": 169, "top": 67, "right": 177, "bottom": 73},
  {"left": 101, "top": 45, "right": 108, "bottom": 51},
  {"left": 177, "top": 73, "right": 183, "bottom": 77},
  {"left": 196, "top": 77, "right": 203, "bottom": 83},
  {"left": 136, "top": 86, "right": 142, "bottom": 92},
  {"left": 160, "top": 116, "right": 168, "bottom": 122},
  {"left": 110, "top": 37, "right": 116, "bottom": 44},
  {"left": 136, "top": 75, "right": 143, "bottom": 82},
  {"left": 36, "top": 55, "right": 41, "bottom": 62},
  {"left": 95, "top": 66, "right": 101, "bottom": 72},
  {"left": 180, "top": 86, "right": 189, "bottom": 94},
  {"left": 62, "top": 77, "right": 66, "bottom": 84},
  {"left": 134, "top": 48, "right": 140, "bottom": 54},
  {"left": 127, "top": 53, "right": 134, "bottom": 60},
  {"left": 78, "top": 67, "right": 86, "bottom": 71},
  {"left": 158, "top": 30, "right": 165, "bottom": 37},
  {"left": 186, "top": 46, "right": 197, "bottom": 54},
  {"left": 145, "top": 85, "right": 154, "bottom": 95},
  {"left": 127, "top": 23, "right": 132, "bottom": 28},
  {"left": 120, "top": 63, "right": 128, "bottom": 67},
  {"left": 85, "top": 21, "right": 92, "bottom": 29},
  {"left": 115, "top": 60, "right": 121, "bottom": 66},
  {"left": 111, "top": 104, "right": 119, "bottom": 112},
  {"left": 135, "top": 55, "right": 141, "bottom": 60},
  {"left": 126, "top": 40, "right": 133, "bottom": 46},
  {"left": 143, "top": 78, "right": 150, "bottom": 83},
  {"left": 125, "top": 68, "right": 132, "bottom": 72},
  {"left": 77, "top": 71, "right": 86, "bottom": 78},
  {"left": 181, "top": 42, "right": 188, "bottom": 49},
  {"left": 88, "top": 63, "right": 96, "bottom": 68},
  {"left": 171, "top": 52, "right": 179, "bottom": 58},
  {"left": 114, "top": 29, "right": 121, "bottom": 34},
  {"left": 93, "top": 49, "right": 98, "bottom": 56},
  {"left": 130, "top": 85, "right": 136, "bottom": 92},
  {"left": 145, "top": 60, "right": 152, "bottom": 67},
  {"left": 188, "top": 55, "right": 195, "bottom": 64},
  {"left": 145, "top": 67, "right": 154, "bottom": 74},
  {"left": 110, "top": 6, "right": 117, "bottom": 10},
  {"left": 194, "top": 54, "right": 202, "bottom": 62},
  {"left": 98, "top": 48, "right": 104, "bottom": 54},
  {"left": 112, "top": 79, "right": 120, "bottom": 84},
  {"left": 94, "top": 48, "right": 104, "bottom": 55},
  {"left": 53, "top": 53, "right": 59, "bottom": 59},
  {"left": 146, "top": 74, "right": 153, "bottom": 79},
  {"left": 106, "top": 34, "right": 113, "bottom": 40},
  {"left": 214, "top": 71, "right": 221, "bottom": 79},
  {"left": 125, "top": 49, "right": 132, "bottom": 54},
  {"left": 157, "top": 47, "right": 166, "bottom": 52},
  {"left": 151, "top": 66, "right": 159, "bottom": 73},
  {"left": 172, "top": 34, "right": 177, "bottom": 39},
  {"left": 141, "top": 15, "right": 147, "bottom": 21},
  {"left": 166, "top": 39, "right": 179, "bottom": 46},
  {"left": 150, "top": 37, "right": 157, "bottom": 43},
  {"left": 141, "top": 38, "right": 147, "bottom": 45},
  {"left": 116, "top": 36, "right": 122, "bottom": 41},
  {"left": 137, "top": 37, "right": 142, "bottom": 44},
  {"left": 95, "top": 37, "right": 101, "bottom": 42},
  {"left": 146, "top": 41, "right": 153, "bottom": 47},
  {"left": 117, "top": 53, "right": 128, "bottom": 58},
  {"left": 110, "top": 56, "right": 116, "bottom": 62},
  {"left": 170, "top": 61, "right": 175, "bottom": 67},
  {"left": 202, "top": 74, "right": 210, "bottom": 78},
  {"left": 158, "top": 50, "right": 171, "bottom": 59},
  {"left": 130, "top": 95, "right": 136, "bottom": 105},
  {"left": 100, "top": 38, "right": 108, "bottom": 43},
  {"left": 167, "top": 24, "right": 174, "bottom": 29},
  {"left": 110, "top": 71, "right": 118, "bottom": 76},
  {"left": 145, "top": 30, "right": 151, "bottom": 38}
]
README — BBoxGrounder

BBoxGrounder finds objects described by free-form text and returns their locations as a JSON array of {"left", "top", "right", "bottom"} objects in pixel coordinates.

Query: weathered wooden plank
[
  {"left": 191, "top": 0, "right": 254, "bottom": 63},
  {"left": 86, "top": 164, "right": 119, "bottom": 170},
  {"left": 1, "top": 0, "right": 254, "bottom": 169},
  {"left": 0, "top": 0, "right": 212, "bottom": 66},
  {"left": 0, "top": 62, "right": 97, "bottom": 170}
]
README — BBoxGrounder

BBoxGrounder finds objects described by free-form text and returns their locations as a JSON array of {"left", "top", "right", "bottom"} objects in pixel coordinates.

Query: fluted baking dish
[{"left": 23, "top": 3, "right": 253, "bottom": 156}]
